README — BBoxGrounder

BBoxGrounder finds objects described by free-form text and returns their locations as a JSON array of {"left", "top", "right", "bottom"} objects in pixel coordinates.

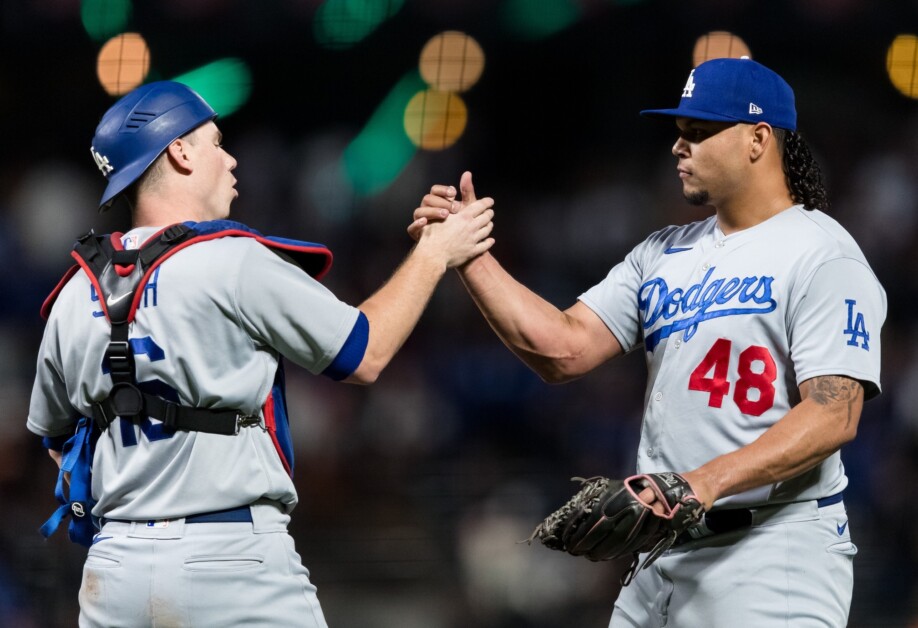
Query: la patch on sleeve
[{"left": 843, "top": 299, "right": 870, "bottom": 351}]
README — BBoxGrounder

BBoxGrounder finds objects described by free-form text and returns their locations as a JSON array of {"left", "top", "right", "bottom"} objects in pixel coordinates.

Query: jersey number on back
[{"left": 688, "top": 338, "right": 776, "bottom": 416}]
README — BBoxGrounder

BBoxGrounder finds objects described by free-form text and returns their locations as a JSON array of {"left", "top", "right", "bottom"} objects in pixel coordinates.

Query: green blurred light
[
  {"left": 500, "top": 0, "right": 581, "bottom": 40},
  {"left": 81, "top": 0, "right": 132, "bottom": 42},
  {"left": 171, "top": 59, "right": 252, "bottom": 117},
  {"left": 342, "top": 70, "right": 425, "bottom": 197},
  {"left": 314, "top": 0, "right": 405, "bottom": 50}
]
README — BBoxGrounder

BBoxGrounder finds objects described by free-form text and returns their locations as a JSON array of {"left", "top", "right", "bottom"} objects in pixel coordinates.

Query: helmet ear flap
[{"left": 91, "top": 81, "right": 217, "bottom": 210}]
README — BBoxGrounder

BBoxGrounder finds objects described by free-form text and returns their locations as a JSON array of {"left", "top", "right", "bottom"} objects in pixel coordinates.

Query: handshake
[{"left": 407, "top": 171, "right": 495, "bottom": 269}]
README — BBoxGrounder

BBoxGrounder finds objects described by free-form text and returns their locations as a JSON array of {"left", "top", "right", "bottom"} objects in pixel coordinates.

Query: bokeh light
[
  {"left": 886, "top": 34, "right": 918, "bottom": 99},
  {"left": 171, "top": 59, "right": 253, "bottom": 117},
  {"left": 404, "top": 89, "right": 468, "bottom": 150},
  {"left": 692, "top": 31, "right": 751, "bottom": 66},
  {"left": 81, "top": 0, "right": 132, "bottom": 43},
  {"left": 314, "top": 0, "right": 405, "bottom": 50},
  {"left": 419, "top": 31, "right": 485, "bottom": 93},
  {"left": 96, "top": 33, "right": 150, "bottom": 96},
  {"left": 500, "top": 0, "right": 580, "bottom": 40},
  {"left": 342, "top": 71, "right": 424, "bottom": 196}
]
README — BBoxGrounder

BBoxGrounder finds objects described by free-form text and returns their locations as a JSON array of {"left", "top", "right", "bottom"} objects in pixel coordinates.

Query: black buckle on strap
[
  {"left": 162, "top": 224, "right": 191, "bottom": 243},
  {"left": 105, "top": 341, "right": 134, "bottom": 379}
]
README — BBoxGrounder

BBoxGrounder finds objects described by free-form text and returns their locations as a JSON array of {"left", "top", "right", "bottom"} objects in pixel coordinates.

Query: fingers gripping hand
[
  {"left": 408, "top": 171, "right": 484, "bottom": 241},
  {"left": 419, "top": 193, "right": 495, "bottom": 268}
]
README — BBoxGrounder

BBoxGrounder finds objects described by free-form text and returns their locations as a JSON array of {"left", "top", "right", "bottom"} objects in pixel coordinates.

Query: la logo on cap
[{"left": 682, "top": 70, "right": 696, "bottom": 98}]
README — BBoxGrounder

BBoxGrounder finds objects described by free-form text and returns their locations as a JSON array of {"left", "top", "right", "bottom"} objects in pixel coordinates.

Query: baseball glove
[{"left": 526, "top": 473, "right": 705, "bottom": 584}]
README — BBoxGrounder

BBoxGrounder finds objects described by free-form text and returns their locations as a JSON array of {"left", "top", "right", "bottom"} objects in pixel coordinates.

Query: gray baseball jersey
[
  {"left": 580, "top": 205, "right": 885, "bottom": 508},
  {"left": 28, "top": 225, "right": 361, "bottom": 521}
]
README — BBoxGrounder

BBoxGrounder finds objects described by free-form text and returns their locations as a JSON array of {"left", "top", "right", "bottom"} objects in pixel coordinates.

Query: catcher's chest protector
[
  {"left": 39, "top": 220, "right": 333, "bottom": 546},
  {"left": 43, "top": 220, "right": 332, "bottom": 435}
]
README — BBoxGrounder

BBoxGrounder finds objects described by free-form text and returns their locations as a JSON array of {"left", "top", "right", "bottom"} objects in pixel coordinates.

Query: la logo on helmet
[
  {"left": 682, "top": 70, "right": 696, "bottom": 98},
  {"left": 91, "top": 147, "right": 114, "bottom": 176}
]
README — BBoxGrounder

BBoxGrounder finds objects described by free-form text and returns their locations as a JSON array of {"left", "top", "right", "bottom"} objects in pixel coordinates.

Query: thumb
[{"left": 459, "top": 171, "right": 477, "bottom": 207}]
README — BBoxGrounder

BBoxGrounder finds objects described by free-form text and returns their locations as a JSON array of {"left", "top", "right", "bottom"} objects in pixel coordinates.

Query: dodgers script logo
[{"left": 639, "top": 267, "right": 776, "bottom": 351}]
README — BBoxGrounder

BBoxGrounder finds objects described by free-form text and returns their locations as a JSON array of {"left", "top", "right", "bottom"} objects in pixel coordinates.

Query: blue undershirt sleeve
[{"left": 322, "top": 311, "right": 369, "bottom": 381}]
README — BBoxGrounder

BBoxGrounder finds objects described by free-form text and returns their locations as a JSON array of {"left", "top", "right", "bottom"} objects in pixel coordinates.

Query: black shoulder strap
[{"left": 74, "top": 224, "right": 259, "bottom": 436}]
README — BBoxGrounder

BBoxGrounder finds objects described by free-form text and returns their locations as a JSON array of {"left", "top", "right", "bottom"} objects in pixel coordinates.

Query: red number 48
[{"left": 688, "top": 338, "right": 777, "bottom": 416}]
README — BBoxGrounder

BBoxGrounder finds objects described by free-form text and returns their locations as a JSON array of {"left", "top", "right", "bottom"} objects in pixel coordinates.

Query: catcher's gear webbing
[
  {"left": 41, "top": 220, "right": 334, "bottom": 436},
  {"left": 526, "top": 472, "right": 705, "bottom": 585}
]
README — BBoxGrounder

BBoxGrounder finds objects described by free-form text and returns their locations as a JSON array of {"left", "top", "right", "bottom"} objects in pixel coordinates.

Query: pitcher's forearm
[{"left": 458, "top": 253, "right": 614, "bottom": 382}]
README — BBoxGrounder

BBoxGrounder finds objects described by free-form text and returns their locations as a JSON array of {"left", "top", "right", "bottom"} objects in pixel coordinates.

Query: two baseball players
[{"left": 30, "top": 57, "right": 885, "bottom": 627}]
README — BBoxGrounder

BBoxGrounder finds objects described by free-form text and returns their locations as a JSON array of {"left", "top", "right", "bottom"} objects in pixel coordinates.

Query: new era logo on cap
[{"left": 640, "top": 58, "right": 797, "bottom": 131}]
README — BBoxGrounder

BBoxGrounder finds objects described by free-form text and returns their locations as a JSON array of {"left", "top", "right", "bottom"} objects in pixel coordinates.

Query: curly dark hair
[{"left": 775, "top": 129, "right": 829, "bottom": 211}]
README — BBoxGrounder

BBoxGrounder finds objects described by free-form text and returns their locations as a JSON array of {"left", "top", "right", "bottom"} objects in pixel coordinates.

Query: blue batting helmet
[{"left": 90, "top": 81, "right": 217, "bottom": 209}]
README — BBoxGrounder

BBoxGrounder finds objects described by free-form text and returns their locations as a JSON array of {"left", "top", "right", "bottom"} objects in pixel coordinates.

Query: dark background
[{"left": 2, "top": 0, "right": 916, "bottom": 626}]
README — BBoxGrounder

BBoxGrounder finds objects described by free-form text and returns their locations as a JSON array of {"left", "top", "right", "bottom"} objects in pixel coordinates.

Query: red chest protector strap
[{"left": 45, "top": 221, "right": 333, "bottom": 436}]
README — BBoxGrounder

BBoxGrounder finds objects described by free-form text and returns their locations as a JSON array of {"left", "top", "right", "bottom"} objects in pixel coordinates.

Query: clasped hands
[{"left": 408, "top": 171, "right": 494, "bottom": 268}]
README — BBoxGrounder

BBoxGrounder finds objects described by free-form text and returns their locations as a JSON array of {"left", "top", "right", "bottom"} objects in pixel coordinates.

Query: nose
[
  {"left": 672, "top": 136, "right": 689, "bottom": 158},
  {"left": 226, "top": 152, "right": 237, "bottom": 171}
]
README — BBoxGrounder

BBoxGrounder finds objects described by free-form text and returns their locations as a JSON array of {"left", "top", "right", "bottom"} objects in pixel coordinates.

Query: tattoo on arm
[{"left": 806, "top": 376, "right": 863, "bottom": 428}]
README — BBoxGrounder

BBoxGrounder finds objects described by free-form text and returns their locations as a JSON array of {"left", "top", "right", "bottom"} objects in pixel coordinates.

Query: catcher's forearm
[
  {"left": 688, "top": 375, "right": 862, "bottom": 507},
  {"left": 349, "top": 246, "right": 447, "bottom": 384}
]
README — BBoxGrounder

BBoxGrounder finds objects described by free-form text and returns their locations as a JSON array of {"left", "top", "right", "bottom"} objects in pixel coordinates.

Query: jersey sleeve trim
[
  {"left": 322, "top": 311, "right": 368, "bottom": 381},
  {"left": 794, "top": 368, "right": 882, "bottom": 401}
]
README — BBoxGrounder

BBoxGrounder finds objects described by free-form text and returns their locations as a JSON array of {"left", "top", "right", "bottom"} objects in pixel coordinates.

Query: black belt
[
  {"left": 674, "top": 492, "right": 844, "bottom": 546},
  {"left": 104, "top": 505, "right": 252, "bottom": 526}
]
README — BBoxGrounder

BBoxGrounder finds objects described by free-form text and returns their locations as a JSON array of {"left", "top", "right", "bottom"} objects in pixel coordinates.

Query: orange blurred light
[
  {"left": 887, "top": 34, "right": 918, "bottom": 99},
  {"left": 692, "top": 31, "right": 751, "bottom": 67},
  {"left": 419, "top": 31, "right": 485, "bottom": 93},
  {"left": 97, "top": 33, "right": 150, "bottom": 95},
  {"left": 404, "top": 89, "right": 467, "bottom": 150}
]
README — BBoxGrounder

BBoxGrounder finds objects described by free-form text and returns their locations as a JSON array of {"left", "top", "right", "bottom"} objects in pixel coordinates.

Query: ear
[
  {"left": 749, "top": 123, "right": 774, "bottom": 162},
  {"left": 164, "top": 138, "right": 194, "bottom": 174}
]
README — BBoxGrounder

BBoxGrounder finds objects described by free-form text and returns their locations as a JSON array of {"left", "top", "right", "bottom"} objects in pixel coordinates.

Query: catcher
[{"left": 28, "top": 81, "right": 494, "bottom": 626}]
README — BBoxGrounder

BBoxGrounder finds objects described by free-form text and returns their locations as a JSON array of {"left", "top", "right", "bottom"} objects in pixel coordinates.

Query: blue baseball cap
[{"left": 640, "top": 57, "right": 797, "bottom": 131}]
